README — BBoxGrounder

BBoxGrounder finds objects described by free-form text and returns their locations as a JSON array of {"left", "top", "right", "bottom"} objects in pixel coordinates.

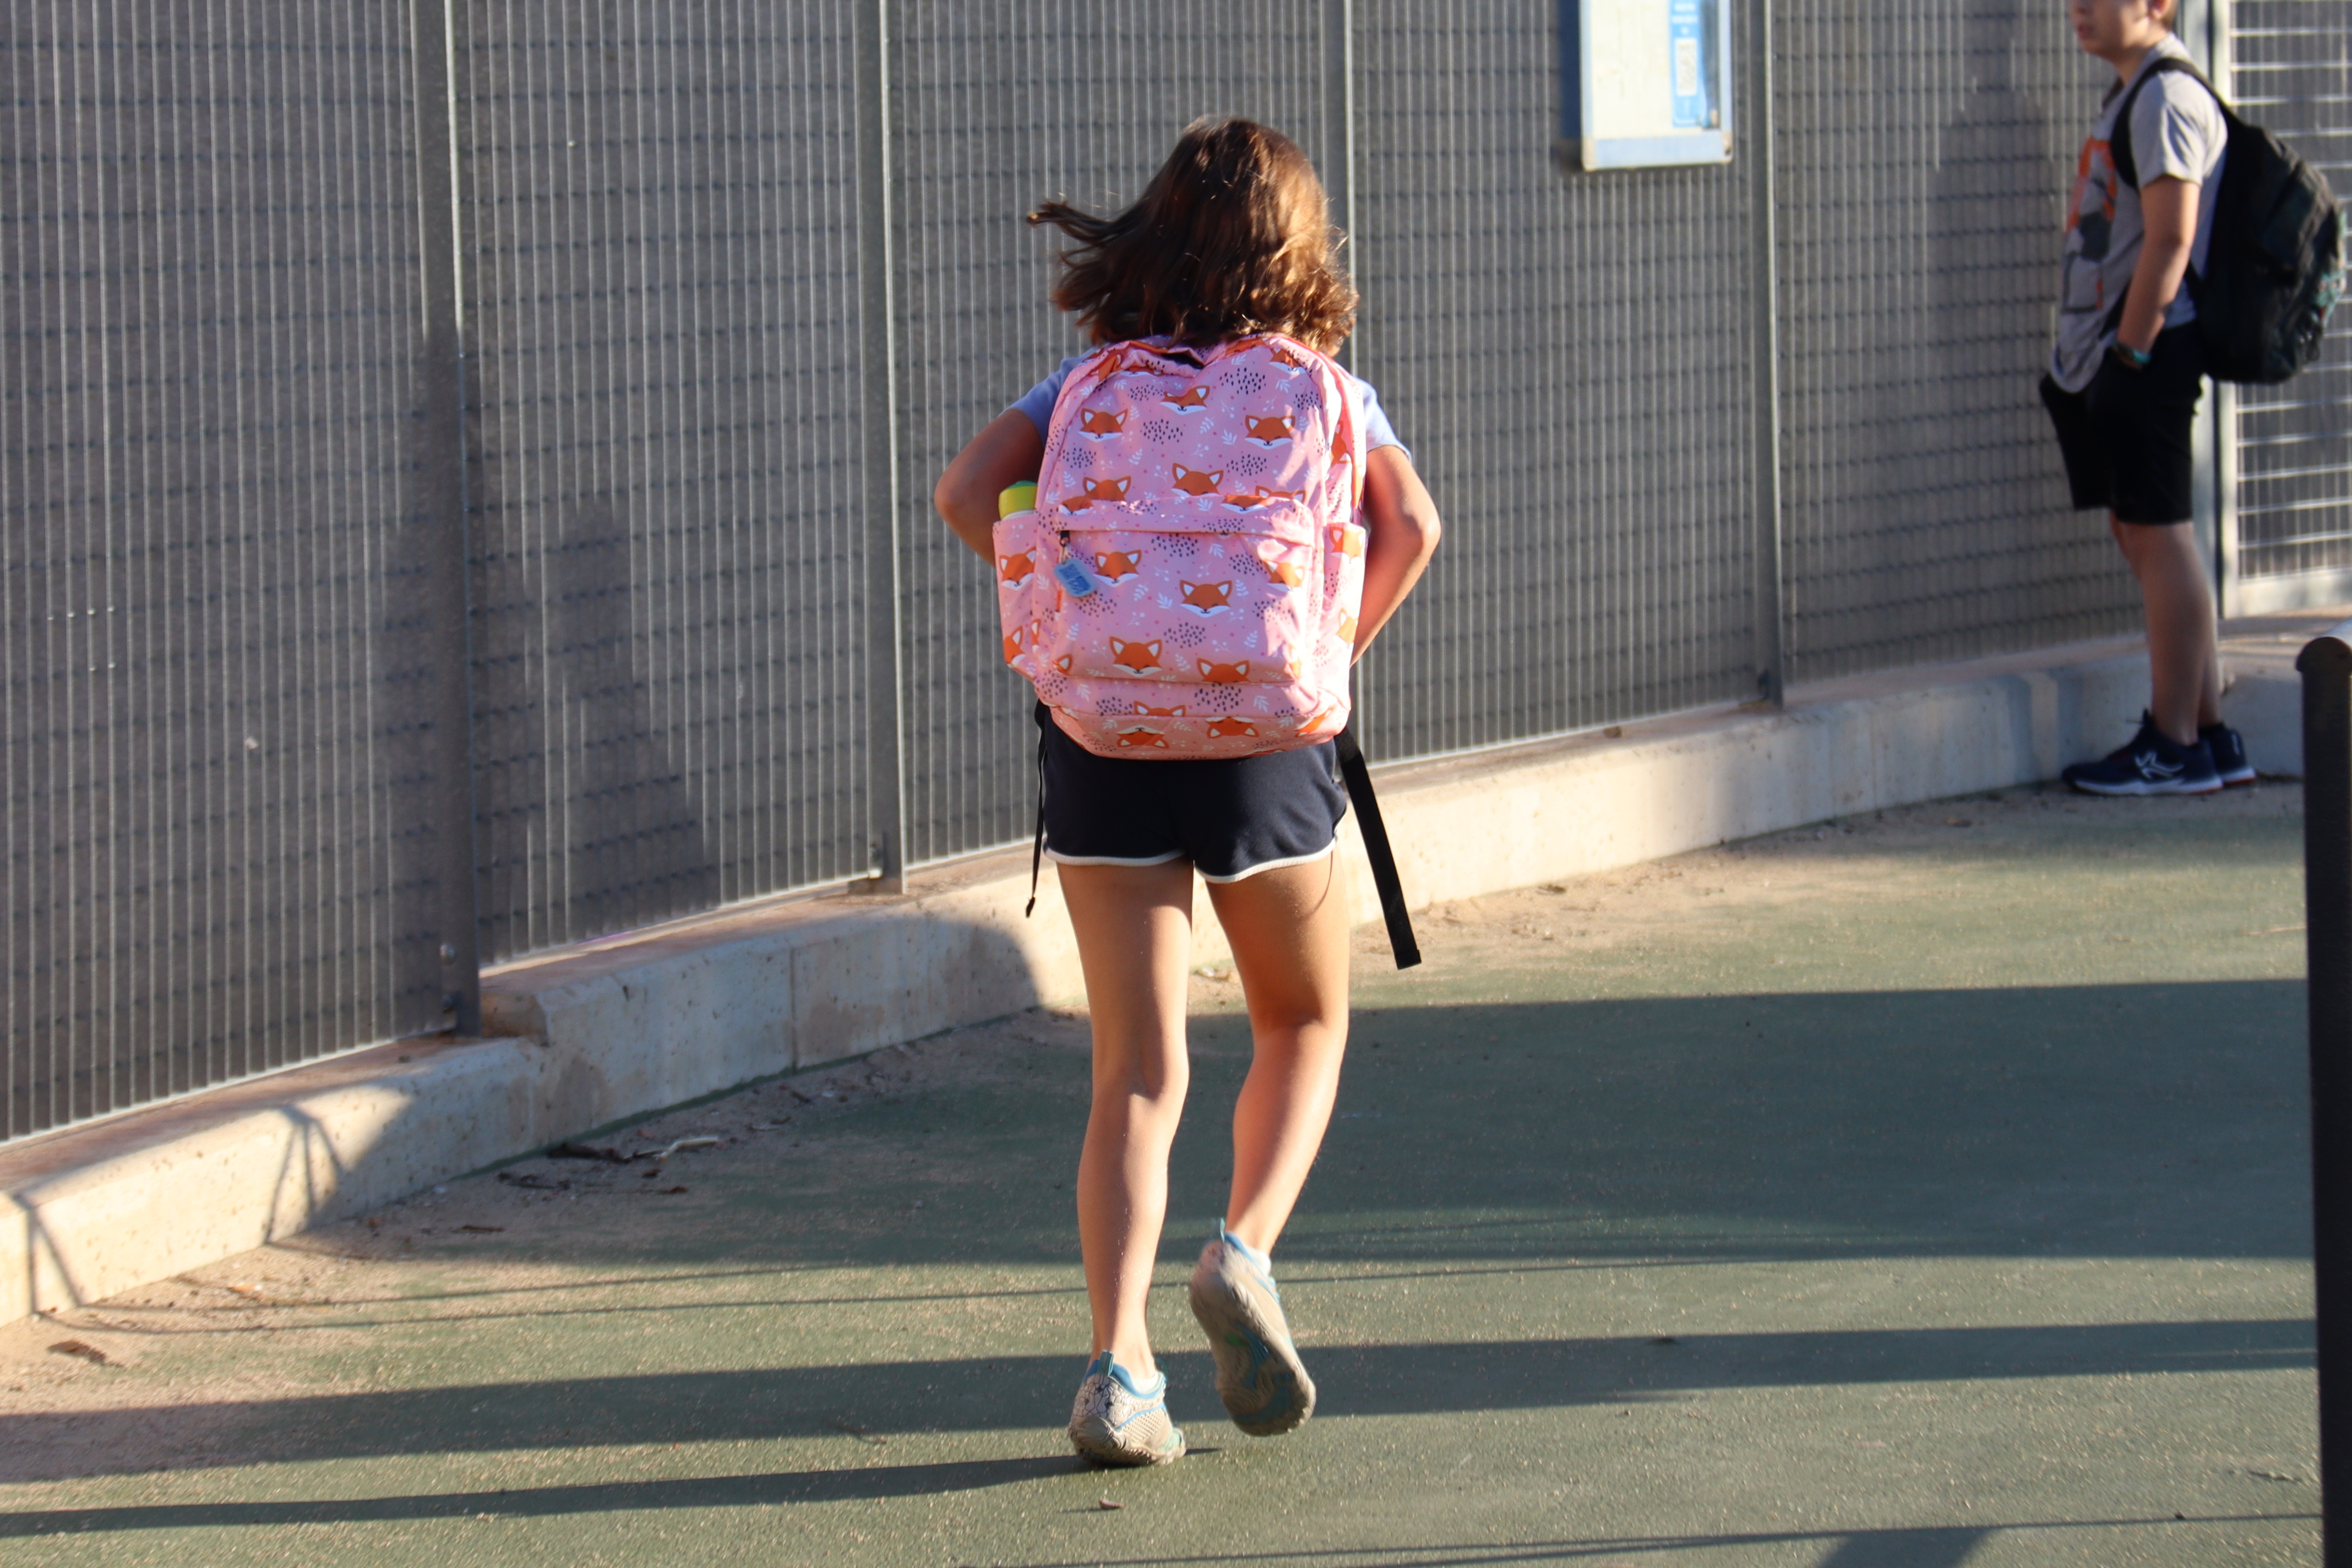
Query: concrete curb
[{"left": 0, "top": 624, "right": 2318, "bottom": 1325}]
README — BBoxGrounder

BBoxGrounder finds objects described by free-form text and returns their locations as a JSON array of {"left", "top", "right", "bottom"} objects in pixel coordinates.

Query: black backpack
[{"left": 2112, "top": 55, "right": 2345, "bottom": 385}]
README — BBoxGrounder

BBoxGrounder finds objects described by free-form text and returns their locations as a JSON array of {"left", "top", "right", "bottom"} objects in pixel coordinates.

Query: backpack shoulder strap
[{"left": 2111, "top": 55, "right": 2229, "bottom": 192}]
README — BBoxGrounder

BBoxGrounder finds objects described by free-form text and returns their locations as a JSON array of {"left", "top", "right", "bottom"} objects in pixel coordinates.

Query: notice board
[{"left": 1558, "top": 0, "right": 1732, "bottom": 170}]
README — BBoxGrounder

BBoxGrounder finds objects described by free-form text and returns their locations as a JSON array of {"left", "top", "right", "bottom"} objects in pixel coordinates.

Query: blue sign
[{"left": 1669, "top": 0, "right": 1707, "bottom": 129}]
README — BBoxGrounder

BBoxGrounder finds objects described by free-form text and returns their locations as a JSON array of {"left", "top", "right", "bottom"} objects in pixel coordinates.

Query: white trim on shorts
[
  {"left": 1043, "top": 840, "right": 1337, "bottom": 883},
  {"left": 1200, "top": 841, "right": 1337, "bottom": 883},
  {"left": 1043, "top": 848, "right": 1185, "bottom": 869}
]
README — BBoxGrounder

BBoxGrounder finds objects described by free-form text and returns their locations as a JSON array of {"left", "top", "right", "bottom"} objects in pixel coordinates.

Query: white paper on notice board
[{"left": 1560, "top": 0, "right": 1730, "bottom": 170}]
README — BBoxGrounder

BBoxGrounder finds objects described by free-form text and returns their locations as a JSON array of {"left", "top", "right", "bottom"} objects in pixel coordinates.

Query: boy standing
[{"left": 2043, "top": 0, "right": 2255, "bottom": 795}]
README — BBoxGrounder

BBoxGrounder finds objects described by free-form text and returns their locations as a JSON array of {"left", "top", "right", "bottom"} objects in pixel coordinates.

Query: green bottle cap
[{"left": 997, "top": 481, "right": 1039, "bottom": 519}]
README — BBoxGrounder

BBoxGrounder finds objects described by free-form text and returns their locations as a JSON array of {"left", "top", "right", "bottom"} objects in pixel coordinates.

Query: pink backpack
[{"left": 993, "top": 334, "right": 1366, "bottom": 758}]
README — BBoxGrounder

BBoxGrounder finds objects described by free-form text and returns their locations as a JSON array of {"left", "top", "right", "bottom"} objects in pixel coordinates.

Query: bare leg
[
  {"left": 1203, "top": 851, "right": 1353, "bottom": 1260},
  {"left": 2110, "top": 516, "right": 2222, "bottom": 745},
  {"left": 1061, "top": 858, "right": 1196, "bottom": 1380}
]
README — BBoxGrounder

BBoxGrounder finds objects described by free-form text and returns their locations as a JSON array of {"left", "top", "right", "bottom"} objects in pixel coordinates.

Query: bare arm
[
  {"left": 933, "top": 410, "right": 1046, "bottom": 561},
  {"left": 1353, "top": 445, "right": 1441, "bottom": 660},
  {"left": 2117, "top": 175, "right": 2200, "bottom": 355}
]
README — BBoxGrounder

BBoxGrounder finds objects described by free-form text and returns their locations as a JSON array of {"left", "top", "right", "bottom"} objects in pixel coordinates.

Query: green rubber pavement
[{"left": 0, "top": 784, "right": 2320, "bottom": 1565}]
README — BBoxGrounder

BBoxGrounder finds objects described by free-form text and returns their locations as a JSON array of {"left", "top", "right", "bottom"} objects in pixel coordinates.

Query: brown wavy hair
[{"left": 1027, "top": 118, "right": 1357, "bottom": 354}]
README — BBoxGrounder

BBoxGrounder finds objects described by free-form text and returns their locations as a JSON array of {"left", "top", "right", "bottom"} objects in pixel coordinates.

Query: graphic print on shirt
[{"left": 2061, "top": 135, "right": 2121, "bottom": 323}]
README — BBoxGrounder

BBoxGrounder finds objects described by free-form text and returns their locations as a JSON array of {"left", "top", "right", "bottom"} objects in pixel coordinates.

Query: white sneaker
[
  {"left": 1189, "top": 1227, "right": 1316, "bottom": 1436},
  {"left": 1067, "top": 1352, "right": 1185, "bottom": 1467}
]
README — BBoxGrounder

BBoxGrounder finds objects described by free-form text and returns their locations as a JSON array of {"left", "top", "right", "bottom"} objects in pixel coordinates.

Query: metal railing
[{"left": 2226, "top": 0, "right": 2352, "bottom": 608}]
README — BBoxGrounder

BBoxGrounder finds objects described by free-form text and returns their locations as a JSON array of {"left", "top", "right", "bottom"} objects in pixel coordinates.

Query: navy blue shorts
[{"left": 1036, "top": 706, "right": 1348, "bottom": 882}]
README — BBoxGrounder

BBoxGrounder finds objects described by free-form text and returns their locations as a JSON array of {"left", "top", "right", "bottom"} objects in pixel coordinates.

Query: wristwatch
[{"left": 2109, "top": 340, "right": 2153, "bottom": 371}]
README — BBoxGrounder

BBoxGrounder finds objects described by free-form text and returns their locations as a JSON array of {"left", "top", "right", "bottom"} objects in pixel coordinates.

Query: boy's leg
[
  {"left": 1061, "top": 858, "right": 1197, "bottom": 1380},
  {"left": 2110, "top": 516, "right": 2222, "bottom": 744},
  {"left": 1202, "top": 850, "right": 1353, "bottom": 1256}
]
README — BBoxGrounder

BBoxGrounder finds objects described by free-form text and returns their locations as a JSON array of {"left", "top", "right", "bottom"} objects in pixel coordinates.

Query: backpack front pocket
[{"left": 1035, "top": 519, "right": 1320, "bottom": 685}]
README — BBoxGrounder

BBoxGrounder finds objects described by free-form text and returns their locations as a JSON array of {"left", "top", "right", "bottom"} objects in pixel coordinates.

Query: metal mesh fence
[
  {"left": 1349, "top": 1, "right": 1761, "bottom": 756},
  {"left": 455, "top": 1, "right": 875, "bottom": 956},
  {"left": 2229, "top": 0, "right": 2352, "bottom": 584},
  {"left": 9, "top": 0, "right": 2350, "bottom": 1144},
  {"left": 1772, "top": 0, "right": 2144, "bottom": 682},
  {"left": 2, "top": 3, "right": 449, "bottom": 1137},
  {"left": 886, "top": 0, "right": 1341, "bottom": 866}
]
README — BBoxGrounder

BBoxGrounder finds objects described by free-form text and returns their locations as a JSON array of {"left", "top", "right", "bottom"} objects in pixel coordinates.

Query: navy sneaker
[
  {"left": 2062, "top": 711, "right": 2222, "bottom": 796},
  {"left": 2200, "top": 722, "right": 2257, "bottom": 786}
]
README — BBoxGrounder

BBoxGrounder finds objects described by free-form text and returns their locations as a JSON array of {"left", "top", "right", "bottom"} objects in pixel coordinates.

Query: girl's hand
[
  {"left": 1353, "top": 446, "right": 1442, "bottom": 659},
  {"left": 934, "top": 411, "right": 1046, "bottom": 561}
]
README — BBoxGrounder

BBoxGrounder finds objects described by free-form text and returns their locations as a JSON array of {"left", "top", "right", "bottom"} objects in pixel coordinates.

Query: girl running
[{"left": 933, "top": 117, "right": 1441, "bottom": 1467}]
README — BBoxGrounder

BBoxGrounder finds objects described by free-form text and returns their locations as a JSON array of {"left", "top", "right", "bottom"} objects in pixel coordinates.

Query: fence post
[
  {"left": 1324, "top": 0, "right": 1357, "bottom": 344},
  {"left": 853, "top": 0, "right": 909, "bottom": 895},
  {"left": 1745, "top": 0, "right": 1787, "bottom": 706},
  {"left": 409, "top": 0, "right": 482, "bottom": 1032},
  {"left": 2300, "top": 617, "right": 2352, "bottom": 1565}
]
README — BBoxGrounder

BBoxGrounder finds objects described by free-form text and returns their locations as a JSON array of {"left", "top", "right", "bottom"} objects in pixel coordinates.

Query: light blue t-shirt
[{"left": 1010, "top": 342, "right": 1410, "bottom": 462}]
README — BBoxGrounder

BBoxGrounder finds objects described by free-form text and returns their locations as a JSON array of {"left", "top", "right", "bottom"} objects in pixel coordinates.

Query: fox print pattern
[
  {"left": 1256, "top": 542, "right": 1308, "bottom": 589},
  {"left": 1243, "top": 412, "right": 1295, "bottom": 447},
  {"left": 1179, "top": 580, "right": 1233, "bottom": 614},
  {"left": 999, "top": 333, "right": 1367, "bottom": 758},
  {"left": 1109, "top": 637, "right": 1163, "bottom": 672},
  {"left": 1063, "top": 475, "right": 1133, "bottom": 511}
]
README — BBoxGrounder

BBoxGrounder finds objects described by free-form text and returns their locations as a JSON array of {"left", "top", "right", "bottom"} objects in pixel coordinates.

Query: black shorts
[
  {"left": 2039, "top": 323, "right": 2206, "bottom": 525},
  {"left": 1036, "top": 705, "right": 1348, "bottom": 883}
]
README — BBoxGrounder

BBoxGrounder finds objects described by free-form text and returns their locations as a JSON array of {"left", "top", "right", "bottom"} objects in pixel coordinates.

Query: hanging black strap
[
  {"left": 1333, "top": 717, "right": 1421, "bottom": 970},
  {"left": 1026, "top": 702, "right": 1050, "bottom": 918}
]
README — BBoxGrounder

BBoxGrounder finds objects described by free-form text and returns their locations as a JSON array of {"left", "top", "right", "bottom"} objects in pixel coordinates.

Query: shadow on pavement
[
  {"left": 0, "top": 1490, "right": 2312, "bottom": 1555},
  {"left": 673, "top": 981, "right": 2311, "bottom": 1273},
  {"left": 0, "top": 1317, "right": 2308, "bottom": 1484}
]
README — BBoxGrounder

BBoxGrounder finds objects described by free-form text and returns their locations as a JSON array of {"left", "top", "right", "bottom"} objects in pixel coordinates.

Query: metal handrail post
[
  {"left": 411, "top": 0, "right": 483, "bottom": 1032},
  {"left": 2300, "top": 616, "right": 2352, "bottom": 1564},
  {"left": 852, "top": 0, "right": 908, "bottom": 896}
]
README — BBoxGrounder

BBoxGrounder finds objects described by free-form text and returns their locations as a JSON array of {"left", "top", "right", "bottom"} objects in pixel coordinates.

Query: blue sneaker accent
[
  {"left": 1219, "top": 1224, "right": 1275, "bottom": 1283},
  {"left": 1086, "top": 1351, "right": 1166, "bottom": 1404},
  {"left": 1069, "top": 1352, "right": 1184, "bottom": 1466}
]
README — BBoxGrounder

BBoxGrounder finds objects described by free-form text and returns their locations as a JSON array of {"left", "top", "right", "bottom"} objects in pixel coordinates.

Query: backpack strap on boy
[
  {"left": 1334, "top": 717, "right": 1421, "bottom": 970},
  {"left": 2101, "top": 55, "right": 2230, "bottom": 336},
  {"left": 2109, "top": 54, "right": 2228, "bottom": 194}
]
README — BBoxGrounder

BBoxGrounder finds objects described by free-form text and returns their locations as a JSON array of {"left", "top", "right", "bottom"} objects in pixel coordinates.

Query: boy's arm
[
  {"left": 934, "top": 410, "right": 1046, "bottom": 562},
  {"left": 1353, "top": 445, "right": 1441, "bottom": 660},
  {"left": 2116, "top": 175, "right": 2201, "bottom": 356}
]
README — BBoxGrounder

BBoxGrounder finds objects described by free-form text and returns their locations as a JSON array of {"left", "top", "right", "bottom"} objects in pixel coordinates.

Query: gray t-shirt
[{"left": 2050, "top": 33, "right": 2228, "bottom": 392}]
